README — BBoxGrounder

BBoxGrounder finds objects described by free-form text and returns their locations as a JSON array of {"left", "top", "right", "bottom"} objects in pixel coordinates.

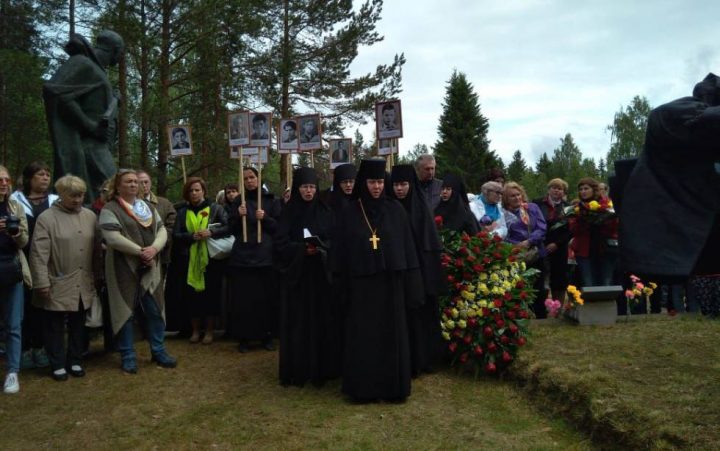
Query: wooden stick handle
[
  {"left": 240, "top": 155, "right": 247, "bottom": 243},
  {"left": 257, "top": 161, "right": 263, "bottom": 243},
  {"left": 181, "top": 156, "right": 187, "bottom": 184}
]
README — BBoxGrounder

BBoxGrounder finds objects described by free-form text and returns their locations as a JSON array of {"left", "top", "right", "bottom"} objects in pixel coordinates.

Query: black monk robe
[
  {"left": 275, "top": 168, "right": 340, "bottom": 387},
  {"left": 331, "top": 160, "right": 422, "bottom": 401}
]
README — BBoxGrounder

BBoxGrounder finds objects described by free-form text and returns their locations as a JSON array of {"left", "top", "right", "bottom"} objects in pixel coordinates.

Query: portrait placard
[
  {"left": 249, "top": 112, "right": 272, "bottom": 147},
  {"left": 249, "top": 147, "right": 269, "bottom": 164},
  {"left": 228, "top": 111, "right": 249, "bottom": 146},
  {"left": 375, "top": 100, "right": 403, "bottom": 140},
  {"left": 278, "top": 118, "right": 299, "bottom": 153},
  {"left": 297, "top": 114, "right": 322, "bottom": 151},
  {"left": 230, "top": 146, "right": 259, "bottom": 159},
  {"left": 329, "top": 138, "right": 353, "bottom": 169},
  {"left": 168, "top": 125, "right": 193, "bottom": 156},
  {"left": 377, "top": 138, "right": 397, "bottom": 156}
]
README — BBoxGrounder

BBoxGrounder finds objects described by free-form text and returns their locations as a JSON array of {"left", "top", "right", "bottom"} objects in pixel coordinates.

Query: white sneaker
[{"left": 4, "top": 372, "right": 19, "bottom": 394}]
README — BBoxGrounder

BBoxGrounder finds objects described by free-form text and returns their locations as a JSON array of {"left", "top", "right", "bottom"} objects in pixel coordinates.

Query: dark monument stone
[{"left": 43, "top": 30, "right": 124, "bottom": 204}]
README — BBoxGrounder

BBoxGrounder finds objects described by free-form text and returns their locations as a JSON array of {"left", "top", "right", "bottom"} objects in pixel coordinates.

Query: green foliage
[
  {"left": 605, "top": 95, "right": 652, "bottom": 171},
  {"left": 506, "top": 150, "right": 527, "bottom": 183},
  {"left": 434, "top": 70, "right": 499, "bottom": 192},
  {"left": 396, "top": 143, "right": 429, "bottom": 166}
]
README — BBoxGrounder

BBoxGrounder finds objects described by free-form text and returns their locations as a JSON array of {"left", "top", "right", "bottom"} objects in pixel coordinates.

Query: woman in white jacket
[{"left": 469, "top": 181, "right": 507, "bottom": 239}]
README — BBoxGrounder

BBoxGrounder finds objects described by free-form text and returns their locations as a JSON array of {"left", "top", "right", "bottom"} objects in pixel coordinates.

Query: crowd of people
[{"left": 0, "top": 154, "right": 714, "bottom": 398}]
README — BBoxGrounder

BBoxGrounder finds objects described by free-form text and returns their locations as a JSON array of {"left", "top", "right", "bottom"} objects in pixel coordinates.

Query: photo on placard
[
  {"left": 375, "top": 100, "right": 403, "bottom": 140},
  {"left": 168, "top": 125, "right": 193, "bottom": 156},
  {"left": 298, "top": 114, "right": 322, "bottom": 151},
  {"left": 228, "top": 111, "right": 249, "bottom": 146},
  {"left": 278, "top": 118, "right": 299, "bottom": 153},
  {"left": 230, "top": 146, "right": 242, "bottom": 159},
  {"left": 329, "top": 138, "right": 352, "bottom": 169},
  {"left": 249, "top": 112, "right": 272, "bottom": 147},
  {"left": 249, "top": 147, "right": 269, "bottom": 164},
  {"left": 377, "top": 138, "right": 397, "bottom": 156}
]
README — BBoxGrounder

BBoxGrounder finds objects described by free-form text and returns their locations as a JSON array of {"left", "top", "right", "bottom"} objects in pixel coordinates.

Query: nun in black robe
[
  {"left": 332, "top": 159, "right": 421, "bottom": 402},
  {"left": 390, "top": 165, "right": 445, "bottom": 376},
  {"left": 434, "top": 173, "right": 479, "bottom": 235},
  {"left": 275, "top": 168, "right": 340, "bottom": 386},
  {"left": 322, "top": 163, "right": 357, "bottom": 214}
]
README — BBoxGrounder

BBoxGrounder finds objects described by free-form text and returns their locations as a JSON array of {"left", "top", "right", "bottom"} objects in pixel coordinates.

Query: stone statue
[{"left": 43, "top": 30, "right": 124, "bottom": 204}]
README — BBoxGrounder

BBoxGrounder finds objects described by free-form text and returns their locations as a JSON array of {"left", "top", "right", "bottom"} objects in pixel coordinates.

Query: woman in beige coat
[{"left": 30, "top": 175, "right": 99, "bottom": 381}]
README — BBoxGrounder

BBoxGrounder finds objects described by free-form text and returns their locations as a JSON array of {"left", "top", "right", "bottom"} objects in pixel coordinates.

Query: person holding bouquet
[{"left": 569, "top": 177, "right": 618, "bottom": 287}]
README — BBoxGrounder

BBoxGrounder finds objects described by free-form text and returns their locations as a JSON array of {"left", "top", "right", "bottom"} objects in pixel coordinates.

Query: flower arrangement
[
  {"left": 564, "top": 198, "right": 615, "bottom": 226},
  {"left": 544, "top": 298, "right": 562, "bottom": 318},
  {"left": 624, "top": 274, "right": 657, "bottom": 317},
  {"left": 436, "top": 218, "right": 538, "bottom": 375},
  {"left": 544, "top": 285, "right": 584, "bottom": 318}
]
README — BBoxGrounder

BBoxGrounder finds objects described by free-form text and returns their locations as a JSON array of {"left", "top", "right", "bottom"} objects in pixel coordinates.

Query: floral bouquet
[
  {"left": 436, "top": 217, "right": 539, "bottom": 376},
  {"left": 545, "top": 285, "right": 585, "bottom": 318},
  {"left": 624, "top": 274, "right": 657, "bottom": 317},
  {"left": 564, "top": 198, "right": 616, "bottom": 226}
]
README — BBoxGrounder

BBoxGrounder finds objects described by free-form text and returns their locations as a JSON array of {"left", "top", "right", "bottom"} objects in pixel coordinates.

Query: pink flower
[
  {"left": 635, "top": 282, "right": 644, "bottom": 290},
  {"left": 625, "top": 289, "right": 634, "bottom": 298}
]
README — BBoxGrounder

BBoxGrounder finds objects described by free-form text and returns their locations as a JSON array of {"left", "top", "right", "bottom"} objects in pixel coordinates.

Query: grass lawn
[
  {"left": 0, "top": 337, "right": 588, "bottom": 450},
  {"left": 512, "top": 314, "right": 720, "bottom": 449}
]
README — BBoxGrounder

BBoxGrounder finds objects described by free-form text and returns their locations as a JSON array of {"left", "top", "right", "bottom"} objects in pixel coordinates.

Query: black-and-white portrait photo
[
  {"left": 250, "top": 147, "right": 269, "bottom": 165},
  {"left": 250, "top": 112, "right": 272, "bottom": 147},
  {"left": 228, "top": 111, "right": 249, "bottom": 146},
  {"left": 168, "top": 125, "right": 192, "bottom": 156},
  {"left": 298, "top": 114, "right": 322, "bottom": 151},
  {"left": 376, "top": 100, "right": 403, "bottom": 140},
  {"left": 330, "top": 138, "right": 352, "bottom": 168},
  {"left": 278, "top": 118, "right": 299, "bottom": 153},
  {"left": 377, "top": 138, "right": 397, "bottom": 156},
  {"left": 230, "top": 146, "right": 258, "bottom": 159}
]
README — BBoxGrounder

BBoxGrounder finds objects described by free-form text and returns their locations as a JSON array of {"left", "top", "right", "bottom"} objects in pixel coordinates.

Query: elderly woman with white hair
[
  {"left": 469, "top": 181, "right": 508, "bottom": 238},
  {"left": 30, "top": 175, "right": 100, "bottom": 381}
]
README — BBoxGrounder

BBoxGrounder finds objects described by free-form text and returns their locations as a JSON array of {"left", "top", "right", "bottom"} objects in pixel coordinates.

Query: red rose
[
  {"left": 478, "top": 231, "right": 488, "bottom": 239},
  {"left": 485, "top": 362, "right": 497, "bottom": 373},
  {"left": 519, "top": 310, "right": 529, "bottom": 319},
  {"left": 483, "top": 326, "right": 494, "bottom": 338},
  {"left": 443, "top": 308, "right": 452, "bottom": 317},
  {"left": 508, "top": 255, "right": 516, "bottom": 263},
  {"left": 496, "top": 319, "right": 505, "bottom": 328},
  {"left": 454, "top": 282, "right": 463, "bottom": 290},
  {"left": 434, "top": 215, "right": 443, "bottom": 227},
  {"left": 463, "top": 335, "right": 472, "bottom": 345},
  {"left": 472, "top": 264, "right": 483, "bottom": 272},
  {"left": 482, "top": 307, "right": 491, "bottom": 317},
  {"left": 517, "top": 336, "right": 527, "bottom": 346},
  {"left": 467, "top": 255, "right": 476, "bottom": 263},
  {"left": 512, "top": 304, "right": 521, "bottom": 311},
  {"left": 482, "top": 257, "right": 491, "bottom": 264},
  {"left": 454, "top": 258, "right": 464, "bottom": 268},
  {"left": 508, "top": 324, "right": 518, "bottom": 334},
  {"left": 473, "top": 345, "right": 483, "bottom": 356},
  {"left": 493, "top": 234, "right": 502, "bottom": 242},
  {"left": 493, "top": 252, "right": 502, "bottom": 259},
  {"left": 452, "top": 329, "right": 462, "bottom": 338},
  {"left": 487, "top": 342, "right": 497, "bottom": 353},
  {"left": 500, "top": 336, "right": 510, "bottom": 345},
  {"left": 519, "top": 291, "right": 528, "bottom": 300},
  {"left": 448, "top": 342, "right": 457, "bottom": 353},
  {"left": 459, "top": 247, "right": 469, "bottom": 256},
  {"left": 461, "top": 234, "right": 471, "bottom": 243},
  {"left": 502, "top": 351, "right": 513, "bottom": 362},
  {"left": 503, "top": 292, "right": 512, "bottom": 301},
  {"left": 467, "top": 318, "right": 478, "bottom": 328},
  {"left": 463, "top": 272, "right": 472, "bottom": 280},
  {"left": 441, "top": 253, "right": 451, "bottom": 263},
  {"left": 447, "top": 275, "right": 455, "bottom": 283},
  {"left": 506, "top": 311, "right": 516, "bottom": 320},
  {"left": 459, "top": 352, "right": 469, "bottom": 364},
  {"left": 472, "top": 246, "right": 481, "bottom": 254},
  {"left": 493, "top": 299, "right": 503, "bottom": 308},
  {"left": 515, "top": 280, "right": 525, "bottom": 289}
]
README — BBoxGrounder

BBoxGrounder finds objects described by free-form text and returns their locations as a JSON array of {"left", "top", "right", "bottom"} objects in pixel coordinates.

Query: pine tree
[
  {"left": 507, "top": 150, "right": 527, "bottom": 182},
  {"left": 397, "top": 143, "right": 429, "bottom": 166},
  {"left": 433, "top": 70, "right": 498, "bottom": 192},
  {"left": 535, "top": 152, "right": 552, "bottom": 175}
]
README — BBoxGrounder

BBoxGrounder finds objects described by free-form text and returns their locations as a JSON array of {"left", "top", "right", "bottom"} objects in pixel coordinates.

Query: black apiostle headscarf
[
  {"left": 390, "top": 164, "right": 444, "bottom": 297},
  {"left": 351, "top": 159, "right": 387, "bottom": 221},
  {"left": 329, "top": 163, "right": 357, "bottom": 211},
  {"left": 282, "top": 167, "right": 330, "bottom": 241},
  {"left": 434, "top": 173, "right": 476, "bottom": 233}
]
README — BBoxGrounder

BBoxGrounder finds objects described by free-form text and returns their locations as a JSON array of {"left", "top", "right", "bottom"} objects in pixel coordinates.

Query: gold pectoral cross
[{"left": 369, "top": 232, "right": 380, "bottom": 250}]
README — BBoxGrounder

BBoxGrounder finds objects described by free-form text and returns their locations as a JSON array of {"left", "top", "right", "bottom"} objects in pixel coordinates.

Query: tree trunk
[
  {"left": 157, "top": 0, "right": 172, "bottom": 194},
  {"left": 116, "top": 0, "right": 128, "bottom": 167},
  {"left": 279, "top": 0, "right": 291, "bottom": 187},
  {"left": 139, "top": 0, "right": 149, "bottom": 170}
]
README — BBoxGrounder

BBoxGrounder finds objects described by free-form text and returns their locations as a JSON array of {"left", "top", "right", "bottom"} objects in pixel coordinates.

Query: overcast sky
[{"left": 350, "top": 0, "right": 720, "bottom": 166}]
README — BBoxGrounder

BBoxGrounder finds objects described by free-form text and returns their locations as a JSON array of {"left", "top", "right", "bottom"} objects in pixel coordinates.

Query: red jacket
[{"left": 569, "top": 197, "right": 618, "bottom": 258}]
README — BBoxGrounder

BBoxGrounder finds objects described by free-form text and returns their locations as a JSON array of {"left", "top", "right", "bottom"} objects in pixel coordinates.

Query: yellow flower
[
  {"left": 567, "top": 285, "right": 578, "bottom": 294},
  {"left": 490, "top": 273, "right": 500, "bottom": 282},
  {"left": 461, "top": 291, "right": 474, "bottom": 302},
  {"left": 441, "top": 331, "right": 450, "bottom": 341},
  {"left": 444, "top": 320, "right": 455, "bottom": 329},
  {"left": 467, "top": 308, "right": 477, "bottom": 318},
  {"left": 576, "top": 298, "right": 584, "bottom": 305},
  {"left": 607, "top": 200, "right": 614, "bottom": 208},
  {"left": 588, "top": 200, "right": 600, "bottom": 211},
  {"left": 451, "top": 308, "right": 459, "bottom": 319},
  {"left": 649, "top": 282, "right": 657, "bottom": 289},
  {"left": 480, "top": 273, "right": 488, "bottom": 281},
  {"left": 457, "top": 319, "right": 467, "bottom": 329},
  {"left": 501, "top": 269, "right": 510, "bottom": 278},
  {"left": 479, "top": 300, "right": 488, "bottom": 308}
]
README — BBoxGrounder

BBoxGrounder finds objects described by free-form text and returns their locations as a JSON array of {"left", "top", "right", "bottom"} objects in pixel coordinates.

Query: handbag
[
  {"left": 207, "top": 235, "right": 235, "bottom": 260},
  {"left": 0, "top": 254, "right": 22, "bottom": 287},
  {"left": 85, "top": 298, "right": 103, "bottom": 328}
]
